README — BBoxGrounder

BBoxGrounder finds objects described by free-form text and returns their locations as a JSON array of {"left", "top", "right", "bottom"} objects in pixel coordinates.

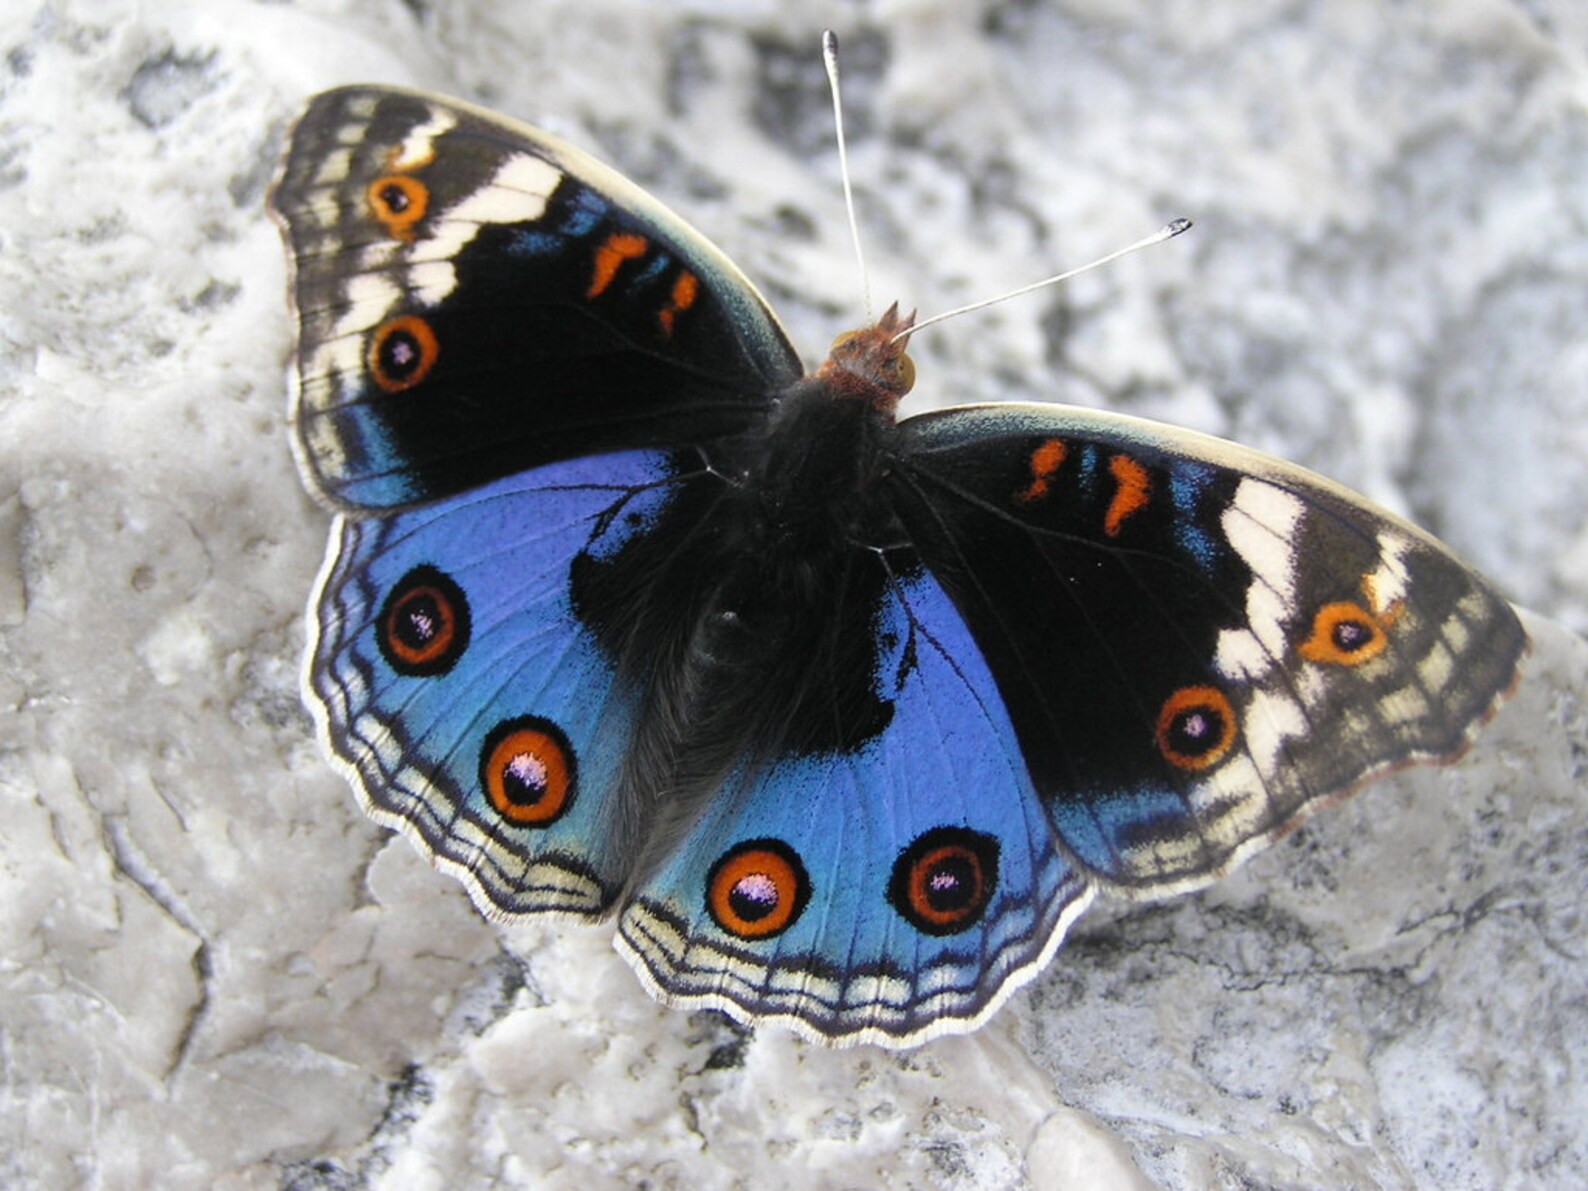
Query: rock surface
[{"left": 1, "top": 1, "right": 1584, "bottom": 1187}]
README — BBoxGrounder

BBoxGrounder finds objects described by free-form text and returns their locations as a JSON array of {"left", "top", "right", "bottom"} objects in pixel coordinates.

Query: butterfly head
[{"left": 817, "top": 302, "right": 917, "bottom": 414}]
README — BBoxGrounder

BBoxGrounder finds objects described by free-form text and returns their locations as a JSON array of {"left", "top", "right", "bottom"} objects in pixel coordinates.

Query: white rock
[{"left": 1, "top": 1, "right": 1582, "bottom": 1188}]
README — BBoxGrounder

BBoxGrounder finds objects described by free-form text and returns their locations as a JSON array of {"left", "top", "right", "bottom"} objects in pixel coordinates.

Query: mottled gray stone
[{"left": 1, "top": 1, "right": 1582, "bottom": 1188}]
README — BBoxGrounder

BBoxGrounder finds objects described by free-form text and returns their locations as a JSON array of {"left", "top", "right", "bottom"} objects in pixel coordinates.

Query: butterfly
[{"left": 270, "top": 84, "right": 1527, "bottom": 1048}]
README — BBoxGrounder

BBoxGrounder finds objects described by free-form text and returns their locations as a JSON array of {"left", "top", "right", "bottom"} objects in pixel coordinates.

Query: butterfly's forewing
[
  {"left": 308, "top": 449, "right": 699, "bottom": 917},
  {"left": 889, "top": 404, "right": 1527, "bottom": 896},
  {"left": 272, "top": 87, "right": 802, "bottom": 511},
  {"left": 616, "top": 566, "right": 1092, "bottom": 1047}
]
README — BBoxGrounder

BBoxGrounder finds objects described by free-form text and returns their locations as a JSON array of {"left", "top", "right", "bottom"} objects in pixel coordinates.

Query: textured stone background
[{"left": 1, "top": 1, "right": 1585, "bottom": 1187}]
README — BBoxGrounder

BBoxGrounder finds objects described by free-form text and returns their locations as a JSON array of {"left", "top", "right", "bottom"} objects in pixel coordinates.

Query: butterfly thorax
[
  {"left": 722, "top": 302, "right": 917, "bottom": 540},
  {"left": 574, "top": 336, "right": 922, "bottom": 890},
  {"left": 739, "top": 378, "right": 900, "bottom": 539}
]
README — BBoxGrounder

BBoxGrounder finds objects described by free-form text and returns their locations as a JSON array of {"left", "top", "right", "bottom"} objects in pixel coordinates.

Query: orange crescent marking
[
  {"left": 587, "top": 231, "right": 649, "bottom": 298},
  {"left": 657, "top": 270, "right": 699, "bottom": 336},
  {"left": 1360, "top": 573, "right": 1405, "bottom": 626},
  {"left": 384, "top": 142, "right": 437, "bottom": 172},
  {"left": 1015, "top": 438, "right": 1068, "bottom": 504},
  {"left": 1104, "top": 454, "right": 1151, "bottom": 536}
]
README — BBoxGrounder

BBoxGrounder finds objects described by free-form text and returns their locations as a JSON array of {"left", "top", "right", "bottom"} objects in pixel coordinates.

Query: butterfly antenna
[
  {"left": 824, "top": 30, "right": 873, "bottom": 321},
  {"left": 897, "top": 218, "right": 1193, "bottom": 343}
]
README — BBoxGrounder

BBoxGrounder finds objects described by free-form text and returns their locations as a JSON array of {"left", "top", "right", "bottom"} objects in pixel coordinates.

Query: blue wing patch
[
  {"left": 615, "top": 566, "right": 1093, "bottom": 1047},
  {"left": 307, "top": 449, "right": 682, "bottom": 917}
]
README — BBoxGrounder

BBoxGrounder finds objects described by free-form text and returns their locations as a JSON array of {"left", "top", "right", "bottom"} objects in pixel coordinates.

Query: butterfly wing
[
  {"left": 888, "top": 403, "right": 1527, "bottom": 896},
  {"left": 616, "top": 564, "right": 1094, "bottom": 1047},
  {"left": 308, "top": 448, "right": 711, "bottom": 917},
  {"left": 271, "top": 86, "right": 802, "bottom": 511},
  {"left": 275, "top": 86, "right": 812, "bottom": 921}
]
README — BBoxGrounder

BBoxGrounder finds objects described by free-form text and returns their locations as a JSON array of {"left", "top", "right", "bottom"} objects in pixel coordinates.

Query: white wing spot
[
  {"left": 1238, "top": 686, "right": 1308, "bottom": 774},
  {"left": 411, "top": 259, "right": 461, "bottom": 307},
  {"left": 1215, "top": 480, "right": 1304, "bottom": 681},
  {"left": 1418, "top": 640, "right": 1456, "bottom": 693},
  {"left": 311, "top": 147, "right": 354, "bottom": 190},
  {"left": 1365, "top": 531, "right": 1412, "bottom": 611},
  {"left": 391, "top": 108, "right": 457, "bottom": 170},
  {"left": 409, "top": 154, "right": 563, "bottom": 302}
]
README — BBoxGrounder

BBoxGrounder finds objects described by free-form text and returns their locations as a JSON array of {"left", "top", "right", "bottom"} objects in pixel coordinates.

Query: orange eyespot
[
  {"left": 377, "top": 566, "right": 470, "bottom": 676},
  {"left": 367, "top": 175, "right": 429, "bottom": 240},
  {"left": 888, "top": 827, "right": 999, "bottom": 936},
  {"left": 706, "top": 840, "right": 809, "bottom": 939},
  {"left": 1300, "top": 601, "right": 1390, "bottom": 666},
  {"left": 1156, "top": 685, "right": 1238, "bottom": 771},
  {"left": 368, "top": 315, "right": 440, "bottom": 393},
  {"left": 480, "top": 718, "right": 576, "bottom": 826}
]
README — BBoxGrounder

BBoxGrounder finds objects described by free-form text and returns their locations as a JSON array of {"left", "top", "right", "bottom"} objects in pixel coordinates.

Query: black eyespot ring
[
  {"left": 1156, "top": 685, "right": 1238, "bottom": 771},
  {"left": 377, "top": 565, "right": 470, "bottom": 676},
  {"left": 1300, "top": 601, "right": 1390, "bottom": 666},
  {"left": 479, "top": 716, "right": 577, "bottom": 827},
  {"left": 706, "top": 839, "right": 810, "bottom": 940},
  {"left": 888, "top": 826, "right": 1000, "bottom": 936},
  {"left": 369, "top": 315, "right": 440, "bottom": 393}
]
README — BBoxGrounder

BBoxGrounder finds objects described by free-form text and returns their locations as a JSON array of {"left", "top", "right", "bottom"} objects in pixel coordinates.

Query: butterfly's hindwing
[
  {"left": 892, "top": 404, "right": 1527, "bottom": 895},
  {"left": 272, "top": 87, "right": 802, "bottom": 511},
  {"left": 616, "top": 564, "right": 1093, "bottom": 1047},
  {"left": 307, "top": 449, "right": 697, "bottom": 917}
]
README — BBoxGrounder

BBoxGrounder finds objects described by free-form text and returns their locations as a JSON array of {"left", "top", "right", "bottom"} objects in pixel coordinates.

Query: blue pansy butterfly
[{"left": 271, "top": 84, "right": 1526, "bottom": 1047}]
